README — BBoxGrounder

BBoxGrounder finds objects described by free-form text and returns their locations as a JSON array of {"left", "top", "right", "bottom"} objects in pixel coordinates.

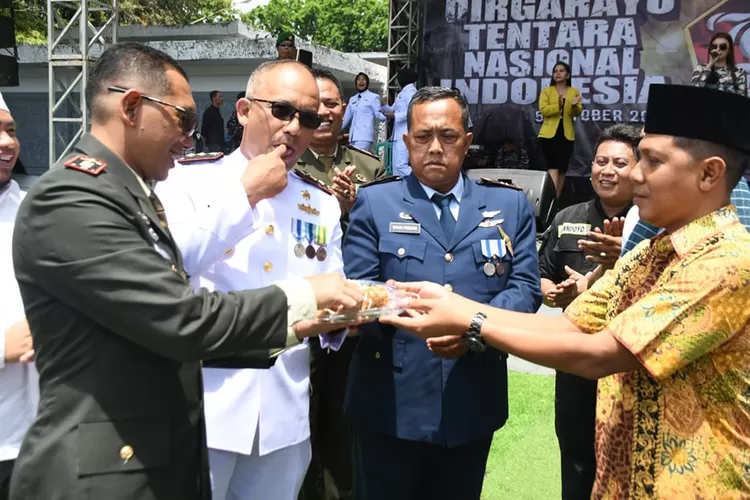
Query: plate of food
[{"left": 315, "top": 280, "right": 418, "bottom": 324}]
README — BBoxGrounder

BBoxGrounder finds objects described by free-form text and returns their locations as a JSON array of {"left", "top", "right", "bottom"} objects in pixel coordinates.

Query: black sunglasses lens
[
  {"left": 710, "top": 43, "right": 728, "bottom": 51},
  {"left": 270, "top": 102, "right": 321, "bottom": 129},
  {"left": 181, "top": 113, "right": 197, "bottom": 136},
  {"left": 299, "top": 112, "right": 322, "bottom": 130},
  {"left": 270, "top": 102, "right": 297, "bottom": 121}
]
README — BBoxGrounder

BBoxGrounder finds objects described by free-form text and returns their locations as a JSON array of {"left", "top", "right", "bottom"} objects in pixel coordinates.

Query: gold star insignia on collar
[{"left": 301, "top": 190, "right": 311, "bottom": 200}]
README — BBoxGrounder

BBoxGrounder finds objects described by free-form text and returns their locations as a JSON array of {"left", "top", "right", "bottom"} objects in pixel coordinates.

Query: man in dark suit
[
  {"left": 201, "top": 90, "right": 225, "bottom": 152},
  {"left": 9, "top": 42, "right": 362, "bottom": 500},
  {"left": 343, "top": 87, "right": 542, "bottom": 500}
]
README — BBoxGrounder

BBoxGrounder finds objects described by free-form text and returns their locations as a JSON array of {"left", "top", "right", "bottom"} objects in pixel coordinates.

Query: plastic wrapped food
[{"left": 315, "top": 280, "right": 417, "bottom": 323}]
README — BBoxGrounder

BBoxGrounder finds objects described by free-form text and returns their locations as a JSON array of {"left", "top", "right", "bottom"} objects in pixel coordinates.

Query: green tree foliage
[
  {"left": 242, "top": 0, "right": 388, "bottom": 52},
  {"left": 10, "top": 0, "right": 237, "bottom": 45}
]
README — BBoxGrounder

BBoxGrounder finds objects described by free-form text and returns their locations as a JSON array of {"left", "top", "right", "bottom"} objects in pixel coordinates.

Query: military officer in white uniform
[{"left": 157, "top": 60, "right": 348, "bottom": 500}]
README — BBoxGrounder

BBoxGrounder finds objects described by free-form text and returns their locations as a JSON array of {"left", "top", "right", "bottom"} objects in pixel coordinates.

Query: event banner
[{"left": 421, "top": 0, "right": 750, "bottom": 175}]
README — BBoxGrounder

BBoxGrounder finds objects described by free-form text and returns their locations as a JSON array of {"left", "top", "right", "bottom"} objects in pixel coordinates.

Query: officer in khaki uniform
[
  {"left": 297, "top": 144, "right": 384, "bottom": 196},
  {"left": 298, "top": 69, "right": 387, "bottom": 500}
]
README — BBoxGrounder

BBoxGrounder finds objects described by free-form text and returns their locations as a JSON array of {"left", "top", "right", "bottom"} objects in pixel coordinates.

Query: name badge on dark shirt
[{"left": 389, "top": 222, "right": 421, "bottom": 235}]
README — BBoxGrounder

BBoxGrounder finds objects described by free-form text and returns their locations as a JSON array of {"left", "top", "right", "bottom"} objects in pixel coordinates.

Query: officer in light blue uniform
[
  {"left": 382, "top": 67, "right": 418, "bottom": 177},
  {"left": 343, "top": 87, "right": 542, "bottom": 500},
  {"left": 341, "top": 72, "right": 386, "bottom": 152}
]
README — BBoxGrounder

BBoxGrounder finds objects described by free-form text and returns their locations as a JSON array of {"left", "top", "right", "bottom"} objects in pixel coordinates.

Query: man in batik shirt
[{"left": 377, "top": 83, "right": 750, "bottom": 499}]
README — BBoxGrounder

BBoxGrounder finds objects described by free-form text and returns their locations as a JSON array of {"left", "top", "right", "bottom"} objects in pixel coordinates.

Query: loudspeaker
[
  {"left": 0, "top": 54, "right": 18, "bottom": 87},
  {"left": 466, "top": 168, "right": 557, "bottom": 232},
  {"left": 0, "top": 16, "right": 14, "bottom": 48},
  {"left": 296, "top": 49, "right": 313, "bottom": 68}
]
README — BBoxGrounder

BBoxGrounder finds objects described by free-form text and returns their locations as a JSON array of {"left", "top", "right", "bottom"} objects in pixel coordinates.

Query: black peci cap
[{"left": 644, "top": 84, "right": 750, "bottom": 154}]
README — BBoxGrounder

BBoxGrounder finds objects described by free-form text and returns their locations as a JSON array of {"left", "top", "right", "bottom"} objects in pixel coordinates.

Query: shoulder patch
[
  {"left": 476, "top": 177, "right": 523, "bottom": 191},
  {"left": 344, "top": 144, "right": 380, "bottom": 160},
  {"left": 177, "top": 152, "right": 224, "bottom": 164},
  {"left": 292, "top": 168, "right": 335, "bottom": 196},
  {"left": 359, "top": 175, "right": 401, "bottom": 189},
  {"left": 64, "top": 155, "right": 107, "bottom": 176}
]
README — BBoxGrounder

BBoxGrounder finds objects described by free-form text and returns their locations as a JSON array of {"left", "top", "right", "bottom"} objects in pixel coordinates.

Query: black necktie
[
  {"left": 432, "top": 193, "right": 456, "bottom": 241},
  {"left": 149, "top": 191, "right": 169, "bottom": 230}
]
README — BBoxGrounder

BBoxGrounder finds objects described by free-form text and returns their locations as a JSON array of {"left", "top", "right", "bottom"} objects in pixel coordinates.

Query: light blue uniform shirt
[
  {"left": 342, "top": 89, "right": 387, "bottom": 146},
  {"left": 383, "top": 83, "right": 417, "bottom": 177}
]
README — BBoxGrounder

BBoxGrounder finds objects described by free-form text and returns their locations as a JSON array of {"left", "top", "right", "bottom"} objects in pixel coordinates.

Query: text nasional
[{"left": 445, "top": 0, "right": 675, "bottom": 23}]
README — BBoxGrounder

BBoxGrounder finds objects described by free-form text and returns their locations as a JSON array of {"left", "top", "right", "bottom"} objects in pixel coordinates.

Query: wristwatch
[{"left": 461, "top": 312, "right": 487, "bottom": 353}]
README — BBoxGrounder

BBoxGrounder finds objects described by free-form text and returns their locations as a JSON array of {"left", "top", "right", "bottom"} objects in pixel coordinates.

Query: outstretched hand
[{"left": 379, "top": 281, "right": 475, "bottom": 339}]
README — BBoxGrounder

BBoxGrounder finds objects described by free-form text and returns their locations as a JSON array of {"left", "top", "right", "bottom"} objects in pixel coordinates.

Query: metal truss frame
[
  {"left": 48, "top": 0, "right": 118, "bottom": 166},
  {"left": 386, "top": 0, "right": 422, "bottom": 102}
]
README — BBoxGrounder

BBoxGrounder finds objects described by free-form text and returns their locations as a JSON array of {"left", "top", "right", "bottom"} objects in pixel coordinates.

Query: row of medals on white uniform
[{"left": 292, "top": 219, "right": 328, "bottom": 262}]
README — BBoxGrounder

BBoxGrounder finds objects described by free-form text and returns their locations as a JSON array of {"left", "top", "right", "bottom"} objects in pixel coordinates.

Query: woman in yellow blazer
[{"left": 538, "top": 62, "right": 583, "bottom": 198}]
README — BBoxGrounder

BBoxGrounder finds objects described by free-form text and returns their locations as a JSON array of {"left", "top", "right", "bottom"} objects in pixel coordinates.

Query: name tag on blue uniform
[{"left": 389, "top": 222, "right": 421, "bottom": 235}]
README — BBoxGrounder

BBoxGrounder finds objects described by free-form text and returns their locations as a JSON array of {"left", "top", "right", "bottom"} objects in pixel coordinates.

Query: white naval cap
[{"left": 0, "top": 91, "right": 8, "bottom": 112}]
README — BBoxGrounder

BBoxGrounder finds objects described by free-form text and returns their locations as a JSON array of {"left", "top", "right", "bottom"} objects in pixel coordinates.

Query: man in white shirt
[
  {"left": 157, "top": 60, "right": 348, "bottom": 499},
  {"left": 0, "top": 93, "right": 36, "bottom": 500}
]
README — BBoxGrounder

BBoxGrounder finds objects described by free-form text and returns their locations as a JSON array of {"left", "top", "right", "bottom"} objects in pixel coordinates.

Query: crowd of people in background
[
  {"left": 1, "top": 26, "right": 749, "bottom": 500},
  {"left": 197, "top": 29, "right": 749, "bottom": 204}
]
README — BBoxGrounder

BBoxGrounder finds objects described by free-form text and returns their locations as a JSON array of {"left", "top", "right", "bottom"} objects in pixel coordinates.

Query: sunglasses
[
  {"left": 248, "top": 98, "right": 322, "bottom": 130},
  {"left": 107, "top": 86, "right": 198, "bottom": 137},
  {"left": 709, "top": 42, "right": 729, "bottom": 51}
]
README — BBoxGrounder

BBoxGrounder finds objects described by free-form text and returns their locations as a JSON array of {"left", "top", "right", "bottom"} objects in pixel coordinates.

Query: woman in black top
[{"left": 537, "top": 124, "right": 640, "bottom": 500}]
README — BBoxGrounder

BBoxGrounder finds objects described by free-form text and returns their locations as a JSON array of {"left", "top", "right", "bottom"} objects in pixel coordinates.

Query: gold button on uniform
[
  {"left": 444, "top": 284, "right": 453, "bottom": 292},
  {"left": 120, "top": 445, "right": 134, "bottom": 461},
  {"left": 263, "top": 261, "right": 273, "bottom": 272},
  {"left": 397, "top": 248, "right": 406, "bottom": 256},
  {"left": 444, "top": 253, "right": 454, "bottom": 263},
  {"left": 265, "top": 225, "right": 274, "bottom": 235},
  {"left": 375, "top": 352, "right": 381, "bottom": 359}
]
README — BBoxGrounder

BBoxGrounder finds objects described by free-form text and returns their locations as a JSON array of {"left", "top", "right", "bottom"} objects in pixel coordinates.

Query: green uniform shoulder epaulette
[
  {"left": 476, "top": 177, "right": 523, "bottom": 191},
  {"left": 344, "top": 144, "right": 381, "bottom": 160},
  {"left": 359, "top": 175, "right": 401, "bottom": 189},
  {"left": 293, "top": 168, "right": 335, "bottom": 196},
  {"left": 63, "top": 155, "right": 107, "bottom": 176},
  {"left": 177, "top": 152, "right": 224, "bottom": 164}
]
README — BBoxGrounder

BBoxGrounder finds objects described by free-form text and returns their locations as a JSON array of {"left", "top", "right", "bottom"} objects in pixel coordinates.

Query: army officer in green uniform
[
  {"left": 297, "top": 69, "right": 386, "bottom": 224},
  {"left": 298, "top": 68, "right": 387, "bottom": 500}
]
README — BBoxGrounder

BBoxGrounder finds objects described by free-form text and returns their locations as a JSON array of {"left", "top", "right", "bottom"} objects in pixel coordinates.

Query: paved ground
[{"left": 507, "top": 304, "right": 558, "bottom": 376}]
